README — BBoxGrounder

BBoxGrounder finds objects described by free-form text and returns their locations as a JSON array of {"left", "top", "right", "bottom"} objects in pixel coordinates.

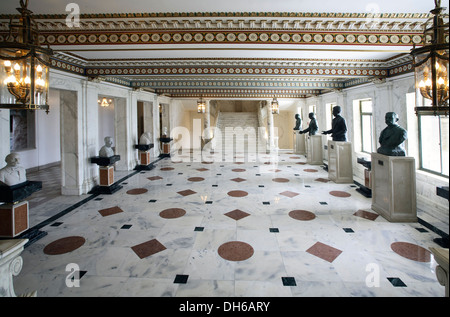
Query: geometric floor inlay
[
  {"left": 147, "top": 176, "right": 163, "bottom": 181},
  {"left": 131, "top": 239, "right": 167, "bottom": 259},
  {"left": 272, "top": 178, "right": 290, "bottom": 183},
  {"left": 218, "top": 241, "right": 254, "bottom": 261},
  {"left": 43, "top": 236, "right": 86, "bottom": 255},
  {"left": 177, "top": 189, "right": 197, "bottom": 196},
  {"left": 353, "top": 209, "right": 379, "bottom": 221},
  {"left": 224, "top": 209, "right": 250, "bottom": 220},
  {"left": 306, "top": 241, "right": 342, "bottom": 263},
  {"left": 187, "top": 177, "right": 205, "bottom": 182},
  {"left": 390, "top": 242, "right": 431, "bottom": 262},
  {"left": 304, "top": 169, "right": 318, "bottom": 173},
  {"left": 289, "top": 210, "right": 316, "bottom": 221},
  {"left": 98, "top": 206, "right": 124, "bottom": 217},
  {"left": 160, "top": 208, "right": 186, "bottom": 219},
  {"left": 279, "top": 191, "right": 299, "bottom": 198},
  {"left": 126, "top": 188, "right": 148, "bottom": 195},
  {"left": 227, "top": 190, "right": 248, "bottom": 197},
  {"left": 329, "top": 191, "right": 351, "bottom": 198}
]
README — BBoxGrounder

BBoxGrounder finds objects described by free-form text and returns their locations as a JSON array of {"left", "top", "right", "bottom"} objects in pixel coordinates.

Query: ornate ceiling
[{"left": 1, "top": 1, "right": 446, "bottom": 100}]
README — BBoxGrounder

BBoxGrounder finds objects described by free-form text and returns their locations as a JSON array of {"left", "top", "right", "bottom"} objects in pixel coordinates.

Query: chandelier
[
  {"left": 410, "top": 0, "right": 449, "bottom": 116},
  {"left": 197, "top": 96, "right": 206, "bottom": 113},
  {"left": 98, "top": 97, "right": 112, "bottom": 107},
  {"left": 271, "top": 97, "right": 279, "bottom": 114},
  {"left": 0, "top": 0, "right": 53, "bottom": 113}
]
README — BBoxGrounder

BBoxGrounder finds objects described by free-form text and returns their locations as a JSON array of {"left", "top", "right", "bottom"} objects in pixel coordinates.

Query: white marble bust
[
  {"left": 139, "top": 132, "right": 152, "bottom": 145},
  {"left": 0, "top": 152, "right": 27, "bottom": 186},
  {"left": 99, "top": 136, "right": 115, "bottom": 158}
]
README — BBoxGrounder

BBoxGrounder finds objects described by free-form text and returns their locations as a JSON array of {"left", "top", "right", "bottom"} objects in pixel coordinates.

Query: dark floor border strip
[
  {"left": 13, "top": 157, "right": 164, "bottom": 248},
  {"left": 417, "top": 217, "right": 449, "bottom": 240}
]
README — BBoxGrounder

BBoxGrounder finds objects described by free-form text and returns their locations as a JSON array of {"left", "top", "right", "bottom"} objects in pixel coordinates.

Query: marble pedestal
[
  {"left": 294, "top": 132, "right": 306, "bottom": 155},
  {"left": 328, "top": 141, "right": 353, "bottom": 183},
  {"left": 429, "top": 247, "right": 449, "bottom": 297},
  {"left": 0, "top": 181, "right": 42, "bottom": 238},
  {"left": 134, "top": 144, "right": 155, "bottom": 171},
  {"left": 371, "top": 153, "right": 417, "bottom": 222},
  {"left": 0, "top": 239, "right": 36, "bottom": 297},
  {"left": 90, "top": 155, "right": 122, "bottom": 195},
  {"left": 306, "top": 135, "right": 323, "bottom": 165},
  {"left": 0, "top": 201, "right": 28, "bottom": 237},
  {"left": 159, "top": 137, "right": 173, "bottom": 158}
]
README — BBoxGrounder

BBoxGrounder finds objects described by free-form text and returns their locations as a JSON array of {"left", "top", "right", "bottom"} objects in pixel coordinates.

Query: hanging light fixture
[
  {"left": 271, "top": 97, "right": 279, "bottom": 114},
  {"left": 0, "top": 0, "right": 53, "bottom": 113},
  {"left": 98, "top": 97, "right": 112, "bottom": 107},
  {"left": 410, "top": 0, "right": 449, "bottom": 116},
  {"left": 197, "top": 96, "right": 206, "bottom": 113}
]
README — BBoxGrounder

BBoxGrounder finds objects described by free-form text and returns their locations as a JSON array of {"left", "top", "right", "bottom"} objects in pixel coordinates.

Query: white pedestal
[
  {"left": 0, "top": 239, "right": 36, "bottom": 297},
  {"left": 294, "top": 132, "right": 306, "bottom": 154},
  {"left": 306, "top": 135, "right": 323, "bottom": 165},
  {"left": 327, "top": 141, "right": 353, "bottom": 183},
  {"left": 371, "top": 153, "right": 417, "bottom": 222}
]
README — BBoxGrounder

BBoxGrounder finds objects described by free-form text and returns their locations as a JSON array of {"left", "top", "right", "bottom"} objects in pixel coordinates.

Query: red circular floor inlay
[
  {"left": 159, "top": 208, "right": 186, "bottom": 219},
  {"left": 160, "top": 167, "right": 174, "bottom": 171},
  {"left": 329, "top": 191, "right": 351, "bottom": 198},
  {"left": 272, "top": 178, "right": 290, "bottom": 183},
  {"left": 126, "top": 188, "right": 148, "bottom": 195},
  {"left": 188, "top": 177, "right": 205, "bottom": 182},
  {"left": 289, "top": 210, "right": 316, "bottom": 221},
  {"left": 218, "top": 241, "right": 254, "bottom": 261},
  {"left": 304, "top": 169, "right": 318, "bottom": 172},
  {"left": 391, "top": 242, "right": 431, "bottom": 262},
  {"left": 43, "top": 236, "right": 86, "bottom": 255},
  {"left": 227, "top": 190, "right": 248, "bottom": 197},
  {"left": 232, "top": 168, "right": 246, "bottom": 172}
]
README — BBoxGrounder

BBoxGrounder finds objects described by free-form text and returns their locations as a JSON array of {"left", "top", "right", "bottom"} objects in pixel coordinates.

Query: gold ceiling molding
[{"left": 13, "top": 31, "right": 428, "bottom": 47}]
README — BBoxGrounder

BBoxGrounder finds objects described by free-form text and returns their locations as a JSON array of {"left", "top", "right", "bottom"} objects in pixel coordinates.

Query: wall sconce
[
  {"left": 410, "top": 0, "right": 449, "bottom": 116},
  {"left": 98, "top": 97, "right": 112, "bottom": 107},
  {"left": 271, "top": 97, "right": 280, "bottom": 114},
  {"left": 197, "top": 96, "right": 206, "bottom": 113},
  {"left": 0, "top": 0, "right": 53, "bottom": 113}
]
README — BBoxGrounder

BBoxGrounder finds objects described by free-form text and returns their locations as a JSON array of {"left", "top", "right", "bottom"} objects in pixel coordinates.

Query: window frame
[
  {"left": 359, "top": 99, "right": 373, "bottom": 154},
  {"left": 418, "top": 114, "right": 449, "bottom": 178}
]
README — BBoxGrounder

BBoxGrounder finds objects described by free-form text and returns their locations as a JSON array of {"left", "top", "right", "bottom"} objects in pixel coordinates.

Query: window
[
  {"left": 359, "top": 99, "right": 373, "bottom": 153},
  {"left": 418, "top": 114, "right": 449, "bottom": 177},
  {"left": 325, "top": 102, "right": 336, "bottom": 131}
]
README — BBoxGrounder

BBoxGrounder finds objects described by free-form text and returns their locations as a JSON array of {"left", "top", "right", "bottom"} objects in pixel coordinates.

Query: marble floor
[{"left": 12, "top": 150, "right": 446, "bottom": 297}]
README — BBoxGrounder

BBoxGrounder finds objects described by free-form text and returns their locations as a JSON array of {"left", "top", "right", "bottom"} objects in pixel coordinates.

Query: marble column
[
  {"left": 266, "top": 100, "right": 275, "bottom": 153},
  {"left": 82, "top": 81, "right": 100, "bottom": 192},
  {"left": 114, "top": 97, "right": 131, "bottom": 171},
  {"left": 0, "top": 109, "right": 9, "bottom": 168},
  {"left": 152, "top": 96, "right": 160, "bottom": 157},
  {"left": 203, "top": 100, "right": 212, "bottom": 147},
  {"left": 60, "top": 89, "right": 83, "bottom": 195}
]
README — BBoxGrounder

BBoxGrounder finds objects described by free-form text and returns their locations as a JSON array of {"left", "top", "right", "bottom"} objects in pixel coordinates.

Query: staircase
[{"left": 214, "top": 112, "right": 263, "bottom": 160}]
